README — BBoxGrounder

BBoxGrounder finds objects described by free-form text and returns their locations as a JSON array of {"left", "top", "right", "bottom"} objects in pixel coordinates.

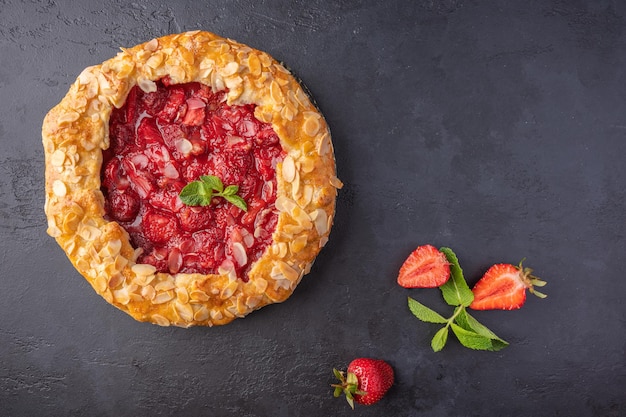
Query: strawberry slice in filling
[{"left": 101, "top": 79, "right": 284, "bottom": 280}]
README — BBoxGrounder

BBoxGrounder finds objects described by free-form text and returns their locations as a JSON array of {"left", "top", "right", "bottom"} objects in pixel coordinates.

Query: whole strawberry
[
  {"left": 470, "top": 260, "right": 547, "bottom": 310},
  {"left": 332, "top": 358, "right": 394, "bottom": 409}
]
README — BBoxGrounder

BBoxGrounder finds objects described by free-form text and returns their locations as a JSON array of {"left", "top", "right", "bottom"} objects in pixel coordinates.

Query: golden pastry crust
[{"left": 42, "top": 31, "right": 341, "bottom": 327}]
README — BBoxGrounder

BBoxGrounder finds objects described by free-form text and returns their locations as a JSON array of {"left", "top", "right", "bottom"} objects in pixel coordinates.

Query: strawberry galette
[{"left": 42, "top": 31, "right": 340, "bottom": 327}]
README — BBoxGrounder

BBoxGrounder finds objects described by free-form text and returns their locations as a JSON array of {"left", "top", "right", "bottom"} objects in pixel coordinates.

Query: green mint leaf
[
  {"left": 222, "top": 185, "right": 239, "bottom": 196},
  {"left": 455, "top": 309, "right": 508, "bottom": 351},
  {"left": 223, "top": 195, "right": 248, "bottom": 212},
  {"left": 431, "top": 327, "right": 449, "bottom": 352},
  {"left": 180, "top": 175, "right": 248, "bottom": 211},
  {"left": 439, "top": 247, "right": 474, "bottom": 307},
  {"left": 408, "top": 297, "right": 447, "bottom": 324},
  {"left": 450, "top": 323, "right": 496, "bottom": 351},
  {"left": 200, "top": 175, "right": 224, "bottom": 192},
  {"left": 179, "top": 181, "right": 212, "bottom": 206}
]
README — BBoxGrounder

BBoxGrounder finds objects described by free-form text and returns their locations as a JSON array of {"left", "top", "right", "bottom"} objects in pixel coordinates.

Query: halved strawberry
[
  {"left": 157, "top": 86, "right": 186, "bottom": 122},
  {"left": 142, "top": 209, "right": 178, "bottom": 244},
  {"left": 178, "top": 206, "right": 214, "bottom": 232},
  {"left": 106, "top": 189, "right": 139, "bottom": 222},
  {"left": 397, "top": 245, "right": 451, "bottom": 288},
  {"left": 182, "top": 97, "right": 206, "bottom": 126},
  {"left": 470, "top": 261, "right": 547, "bottom": 310},
  {"left": 136, "top": 117, "right": 162, "bottom": 147}
]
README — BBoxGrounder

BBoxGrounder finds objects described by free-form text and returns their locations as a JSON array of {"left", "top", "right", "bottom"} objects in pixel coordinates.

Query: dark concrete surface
[{"left": 1, "top": 0, "right": 625, "bottom": 416}]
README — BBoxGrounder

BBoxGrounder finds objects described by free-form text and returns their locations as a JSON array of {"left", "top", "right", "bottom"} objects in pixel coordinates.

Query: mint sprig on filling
[
  {"left": 408, "top": 247, "right": 508, "bottom": 352},
  {"left": 179, "top": 175, "right": 248, "bottom": 212}
]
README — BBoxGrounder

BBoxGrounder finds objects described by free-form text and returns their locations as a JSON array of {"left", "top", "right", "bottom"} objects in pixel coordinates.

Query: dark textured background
[{"left": 1, "top": 0, "right": 625, "bottom": 416}]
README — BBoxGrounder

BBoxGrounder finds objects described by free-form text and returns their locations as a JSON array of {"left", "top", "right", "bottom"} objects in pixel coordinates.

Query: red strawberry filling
[{"left": 101, "top": 79, "right": 284, "bottom": 280}]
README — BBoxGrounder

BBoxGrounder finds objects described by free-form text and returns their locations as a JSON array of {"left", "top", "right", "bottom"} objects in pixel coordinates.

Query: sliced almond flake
[
  {"left": 132, "top": 263, "right": 157, "bottom": 276},
  {"left": 138, "top": 78, "right": 157, "bottom": 93},
  {"left": 174, "top": 301, "right": 194, "bottom": 322},
  {"left": 152, "top": 314, "right": 170, "bottom": 327},
  {"left": 232, "top": 242, "right": 248, "bottom": 266},
  {"left": 243, "top": 231, "right": 254, "bottom": 248},
  {"left": 303, "top": 115, "right": 320, "bottom": 137},
  {"left": 220, "top": 61, "right": 240, "bottom": 76},
  {"left": 79, "top": 225, "right": 101, "bottom": 241},
  {"left": 46, "top": 219, "right": 61, "bottom": 238},
  {"left": 108, "top": 273, "right": 125, "bottom": 289},
  {"left": 278, "top": 242, "right": 288, "bottom": 258},
  {"left": 58, "top": 111, "right": 80, "bottom": 125},
  {"left": 144, "top": 38, "right": 159, "bottom": 52},
  {"left": 299, "top": 185, "right": 314, "bottom": 207},
  {"left": 154, "top": 280, "right": 176, "bottom": 292},
  {"left": 152, "top": 290, "right": 174, "bottom": 304},
  {"left": 276, "top": 77, "right": 289, "bottom": 86},
  {"left": 78, "top": 68, "right": 95, "bottom": 85},
  {"left": 146, "top": 52, "right": 164, "bottom": 69},
  {"left": 319, "top": 236, "right": 329, "bottom": 248},
  {"left": 199, "top": 57, "right": 215, "bottom": 69},
  {"left": 281, "top": 155, "right": 296, "bottom": 183},
  {"left": 246, "top": 295, "right": 263, "bottom": 309},
  {"left": 62, "top": 212, "right": 80, "bottom": 233},
  {"left": 210, "top": 309, "right": 224, "bottom": 321},
  {"left": 114, "top": 255, "right": 129, "bottom": 273},
  {"left": 88, "top": 246, "right": 100, "bottom": 265},
  {"left": 278, "top": 261, "right": 299, "bottom": 282},
  {"left": 291, "top": 206, "right": 311, "bottom": 225},
  {"left": 100, "top": 239, "right": 122, "bottom": 258},
  {"left": 51, "top": 149, "right": 66, "bottom": 166},
  {"left": 189, "top": 290, "right": 210, "bottom": 302},
  {"left": 65, "top": 240, "right": 76, "bottom": 256},
  {"left": 114, "top": 61, "right": 134, "bottom": 79},
  {"left": 270, "top": 264, "right": 284, "bottom": 280},
  {"left": 170, "top": 65, "right": 186, "bottom": 83},
  {"left": 94, "top": 276, "right": 107, "bottom": 293},
  {"left": 270, "top": 80, "right": 283, "bottom": 104},
  {"left": 236, "top": 295, "right": 248, "bottom": 314},
  {"left": 292, "top": 169, "right": 301, "bottom": 196},
  {"left": 220, "top": 281, "right": 238, "bottom": 300},
  {"left": 299, "top": 157, "right": 315, "bottom": 173},
  {"left": 275, "top": 196, "right": 297, "bottom": 214},
  {"left": 218, "top": 259, "right": 235, "bottom": 277},
  {"left": 294, "top": 88, "right": 310, "bottom": 108},
  {"left": 52, "top": 180, "right": 67, "bottom": 197},
  {"left": 133, "top": 274, "right": 153, "bottom": 287},
  {"left": 212, "top": 71, "right": 225, "bottom": 91},
  {"left": 224, "top": 75, "right": 243, "bottom": 90},
  {"left": 113, "top": 288, "right": 130, "bottom": 305},
  {"left": 98, "top": 289, "right": 111, "bottom": 304},
  {"left": 128, "top": 293, "right": 144, "bottom": 302},
  {"left": 254, "top": 106, "right": 273, "bottom": 123},
  {"left": 219, "top": 43, "right": 231, "bottom": 54},
  {"left": 194, "top": 306, "right": 210, "bottom": 321},
  {"left": 281, "top": 104, "right": 295, "bottom": 121},
  {"left": 311, "top": 209, "right": 328, "bottom": 236},
  {"left": 316, "top": 132, "right": 331, "bottom": 156},
  {"left": 330, "top": 176, "right": 344, "bottom": 189},
  {"left": 247, "top": 53, "right": 262, "bottom": 76},
  {"left": 284, "top": 224, "right": 304, "bottom": 235},
  {"left": 273, "top": 278, "right": 291, "bottom": 291},
  {"left": 141, "top": 285, "right": 156, "bottom": 301},
  {"left": 274, "top": 63, "right": 291, "bottom": 74},
  {"left": 254, "top": 278, "right": 268, "bottom": 293},
  {"left": 289, "top": 235, "right": 308, "bottom": 254},
  {"left": 176, "top": 287, "right": 190, "bottom": 304}
]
